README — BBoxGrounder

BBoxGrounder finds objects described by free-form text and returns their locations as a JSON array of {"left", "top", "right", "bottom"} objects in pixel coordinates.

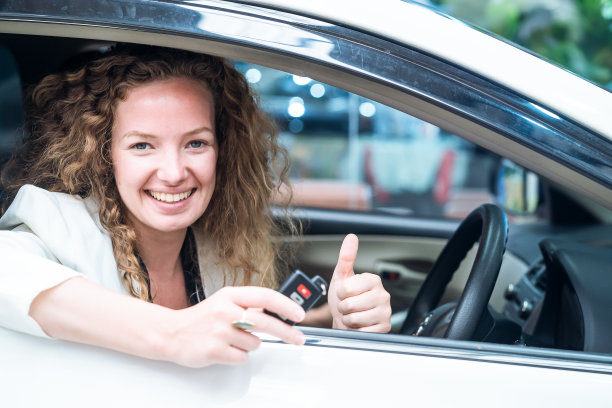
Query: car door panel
[{"left": 286, "top": 210, "right": 528, "bottom": 314}]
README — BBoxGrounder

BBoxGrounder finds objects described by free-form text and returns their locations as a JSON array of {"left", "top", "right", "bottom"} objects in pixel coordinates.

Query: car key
[{"left": 266, "top": 270, "right": 328, "bottom": 325}]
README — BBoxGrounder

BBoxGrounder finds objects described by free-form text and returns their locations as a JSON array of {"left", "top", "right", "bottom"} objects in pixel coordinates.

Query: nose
[{"left": 157, "top": 150, "right": 187, "bottom": 185}]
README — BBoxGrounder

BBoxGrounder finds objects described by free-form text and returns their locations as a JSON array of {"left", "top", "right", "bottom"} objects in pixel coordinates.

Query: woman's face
[{"left": 111, "top": 77, "right": 218, "bottom": 238}]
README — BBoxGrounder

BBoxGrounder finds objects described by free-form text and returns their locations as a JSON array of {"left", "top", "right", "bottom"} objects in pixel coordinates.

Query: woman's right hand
[
  {"left": 30, "top": 278, "right": 304, "bottom": 369},
  {"left": 164, "top": 286, "right": 306, "bottom": 367}
]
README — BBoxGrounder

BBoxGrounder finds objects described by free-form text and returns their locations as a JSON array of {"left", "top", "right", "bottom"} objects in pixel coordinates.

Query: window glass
[
  {"left": 235, "top": 62, "right": 498, "bottom": 219},
  {"left": 0, "top": 45, "right": 24, "bottom": 162}
]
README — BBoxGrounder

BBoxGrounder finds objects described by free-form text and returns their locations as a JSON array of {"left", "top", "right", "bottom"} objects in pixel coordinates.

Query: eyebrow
[
  {"left": 121, "top": 126, "right": 215, "bottom": 140},
  {"left": 184, "top": 126, "right": 215, "bottom": 137}
]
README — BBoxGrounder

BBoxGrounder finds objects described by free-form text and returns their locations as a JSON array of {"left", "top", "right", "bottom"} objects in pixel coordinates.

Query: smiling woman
[
  {"left": 111, "top": 78, "right": 219, "bottom": 309},
  {"left": 0, "top": 44, "right": 393, "bottom": 367},
  {"left": 1, "top": 45, "right": 285, "bottom": 301}
]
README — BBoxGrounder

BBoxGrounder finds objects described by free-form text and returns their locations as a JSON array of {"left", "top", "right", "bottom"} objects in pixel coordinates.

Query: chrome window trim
[
  {"left": 1, "top": 0, "right": 610, "bottom": 208},
  {"left": 295, "top": 327, "right": 612, "bottom": 375}
]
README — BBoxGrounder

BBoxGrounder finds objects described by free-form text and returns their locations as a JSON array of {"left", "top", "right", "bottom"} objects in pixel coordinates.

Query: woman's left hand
[{"left": 328, "top": 234, "right": 392, "bottom": 333}]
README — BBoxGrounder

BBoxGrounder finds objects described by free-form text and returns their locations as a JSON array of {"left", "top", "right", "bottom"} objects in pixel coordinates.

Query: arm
[
  {"left": 0, "top": 230, "right": 82, "bottom": 337},
  {"left": 29, "top": 277, "right": 306, "bottom": 367}
]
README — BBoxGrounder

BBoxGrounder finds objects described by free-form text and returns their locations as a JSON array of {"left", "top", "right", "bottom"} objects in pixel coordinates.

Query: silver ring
[{"left": 232, "top": 309, "right": 255, "bottom": 330}]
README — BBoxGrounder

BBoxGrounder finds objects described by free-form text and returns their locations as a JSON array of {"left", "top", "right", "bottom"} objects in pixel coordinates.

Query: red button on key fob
[{"left": 297, "top": 284, "right": 311, "bottom": 299}]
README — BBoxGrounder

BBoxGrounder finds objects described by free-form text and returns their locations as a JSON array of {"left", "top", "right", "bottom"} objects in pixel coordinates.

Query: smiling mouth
[{"left": 148, "top": 189, "right": 194, "bottom": 203}]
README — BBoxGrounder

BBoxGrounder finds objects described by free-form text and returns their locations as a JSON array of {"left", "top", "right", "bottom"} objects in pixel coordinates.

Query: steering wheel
[{"left": 400, "top": 204, "right": 508, "bottom": 340}]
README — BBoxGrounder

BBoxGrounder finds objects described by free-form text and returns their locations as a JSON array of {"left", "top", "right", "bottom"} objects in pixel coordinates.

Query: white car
[{"left": 1, "top": 0, "right": 611, "bottom": 406}]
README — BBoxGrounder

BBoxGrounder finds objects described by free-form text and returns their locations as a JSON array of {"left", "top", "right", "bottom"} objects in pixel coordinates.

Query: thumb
[{"left": 333, "top": 234, "right": 359, "bottom": 281}]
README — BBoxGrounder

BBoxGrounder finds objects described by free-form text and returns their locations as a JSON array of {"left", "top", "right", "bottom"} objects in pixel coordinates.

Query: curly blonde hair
[{"left": 1, "top": 44, "right": 297, "bottom": 301}]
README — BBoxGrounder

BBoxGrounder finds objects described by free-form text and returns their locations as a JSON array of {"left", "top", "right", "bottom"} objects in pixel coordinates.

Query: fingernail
[
  {"left": 295, "top": 331, "right": 305, "bottom": 345},
  {"left": 294, "top": 308, "right": 305, "bottom": 322}
]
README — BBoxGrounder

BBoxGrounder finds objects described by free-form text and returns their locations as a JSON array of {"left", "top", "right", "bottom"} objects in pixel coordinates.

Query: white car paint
[{"left": 1, "top": 326, "right": 611, "bottom": 407}]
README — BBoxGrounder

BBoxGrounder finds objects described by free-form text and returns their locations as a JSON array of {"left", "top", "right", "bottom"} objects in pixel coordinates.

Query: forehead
[
  {"left": 112, "top": 77, "right": 216, "bottom": 136},
  {"left": 115, "top": 77, "right": 215, "bottom": 118},
  {"left": 120, "top": 77, "right": 213, "bottom": 105}
]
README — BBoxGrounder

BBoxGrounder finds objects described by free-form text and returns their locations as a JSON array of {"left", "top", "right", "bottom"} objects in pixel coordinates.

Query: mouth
[{"left": 147, "top": 189, "right": 194, "bottom": 203}]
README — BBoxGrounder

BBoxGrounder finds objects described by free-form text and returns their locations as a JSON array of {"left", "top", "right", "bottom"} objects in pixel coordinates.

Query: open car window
[{"left": 236, "top": 62, "right": 506, "bottom": 220}]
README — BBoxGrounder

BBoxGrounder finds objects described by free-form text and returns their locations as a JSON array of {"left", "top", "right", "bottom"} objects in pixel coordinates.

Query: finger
[
  {"left": 214, "top": 346, "right": 249, "bottom": 365},
  {"left": 335, "top": 272, "right": 383, "bottom": 300},
  {"left": 240, "top": 309, "right": 306, "bottom": 346},
  {"left": 336, "top": 288, "right": 389, "bottom": 315},
  {"left": 187, "top": 337, "right": 251, "bottom": 367},
  {"left": 222, "top": 287, "right": 306, "bottom": 323},
  {"left": 339, "top": 307, "right": 391, "bottom": 329},
  {"left": 356, "top": 322, "right": 392, "bottom": 333},
  {"left": 229, "top": 326, "right": 262, "bottom": 352},
  {"left": 332, "top": 234, "right": 359, "bottom": 281}
]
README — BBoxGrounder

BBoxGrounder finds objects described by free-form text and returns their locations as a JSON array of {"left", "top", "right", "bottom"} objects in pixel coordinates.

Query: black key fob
[{"left": 266, "top": 270, "right": 328, "bottom": 325}]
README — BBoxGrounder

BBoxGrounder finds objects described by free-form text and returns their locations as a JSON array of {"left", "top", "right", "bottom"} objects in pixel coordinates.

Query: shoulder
[
  {"left": 0, "top": 185, "right": 127, "bottom": 304},
  {"left": 0, "top": 184, "right": 104, "bottom": 236}
]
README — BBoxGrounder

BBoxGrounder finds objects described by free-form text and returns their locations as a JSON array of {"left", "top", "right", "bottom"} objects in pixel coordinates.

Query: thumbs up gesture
[{"left": 328, "top": 234, "right": 392, "bottom": 333}]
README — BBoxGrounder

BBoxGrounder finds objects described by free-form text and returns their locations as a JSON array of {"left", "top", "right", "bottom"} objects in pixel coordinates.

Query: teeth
[{"left": 149, "top": 190, "right": 192, "bottom": 203}]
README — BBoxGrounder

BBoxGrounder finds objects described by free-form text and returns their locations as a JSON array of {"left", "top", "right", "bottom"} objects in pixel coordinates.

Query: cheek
[
  {"left": 112, "top": 157, "right": 131, "bottom": 189},
  {"left": 111, "top": 146, "right": 126, "bottom": 185},
  {"left": 201, "top": 153, "right": 218, "bottom": 184},
  {"left": 207, "top": 160, "right": 217, "bottom": 182},
  {"left": 112, "top": 154, "right": 148, "bottom": 192},
  {"left": 111, "top": 158, "right": 123, "bottom": 189}
]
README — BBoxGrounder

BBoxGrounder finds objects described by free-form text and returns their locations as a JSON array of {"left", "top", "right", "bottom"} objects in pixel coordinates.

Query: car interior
[{"left": 1, "top": 33, "right": 611, "bottom": 356}]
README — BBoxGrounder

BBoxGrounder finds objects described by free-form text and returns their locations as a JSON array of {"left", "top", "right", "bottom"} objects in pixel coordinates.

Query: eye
[
  {"left": 132, "top": 142, "right": 150, "bottom": 150},
  {"left": 188, "top": 140, "right": 205, "bottom": 148}
]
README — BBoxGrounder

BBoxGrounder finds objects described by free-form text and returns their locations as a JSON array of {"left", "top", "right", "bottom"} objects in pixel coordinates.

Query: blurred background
[{"left": 427, "top": 0, "right": 612, "bottom": 90}]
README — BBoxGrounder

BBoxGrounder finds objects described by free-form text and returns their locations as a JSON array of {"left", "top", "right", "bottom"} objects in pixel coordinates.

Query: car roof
[{"left": 243, "top": 0, "right": 612, "bottom": 140}]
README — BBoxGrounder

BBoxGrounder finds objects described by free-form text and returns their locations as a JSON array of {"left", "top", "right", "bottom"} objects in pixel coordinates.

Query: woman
[{"left": 0, "top": 45, "right": 391, "bottom": 367}]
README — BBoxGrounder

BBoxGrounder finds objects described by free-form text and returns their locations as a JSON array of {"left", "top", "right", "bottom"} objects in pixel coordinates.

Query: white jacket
[{"left": 0, "top": 185, "right": 234, "bottom": 338}]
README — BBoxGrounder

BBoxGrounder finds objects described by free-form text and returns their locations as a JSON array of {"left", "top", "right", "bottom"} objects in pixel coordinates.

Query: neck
[
  {"left": 135, "top": 227, "right": 187, "bottom": 279},
  {"left": 134, "top": 226, "right": 190, "bottom": 309}
]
